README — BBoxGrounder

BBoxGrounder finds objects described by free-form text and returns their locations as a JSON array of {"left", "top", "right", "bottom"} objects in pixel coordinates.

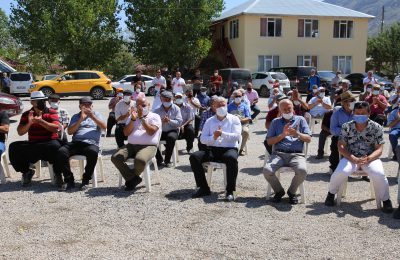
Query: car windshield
[
  {"left": 44, "top": 75, "right": 58, "bottom": 80},
  {"left": 271, "top": 73, "right": 287, "bottom": 80},
  {"left": 318, "top": 71, "right": 336, "bottom": 78},
  {"left": 10, "top": 73, "right": 31, "bottom": 81},
  {"left": 116, "top": 75, "right": 128, "bottom": 82},
  {"left": 373, "top": 74, "right": 387, "bottom": 82}
]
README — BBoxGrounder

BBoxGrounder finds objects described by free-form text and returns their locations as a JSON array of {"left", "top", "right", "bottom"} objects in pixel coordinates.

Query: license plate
[
  {"left": 280, "top": 83, "right": 286, "bottom": 86},
  {"left": 17, "top": 86, "right": 26, "bottom": 89}
]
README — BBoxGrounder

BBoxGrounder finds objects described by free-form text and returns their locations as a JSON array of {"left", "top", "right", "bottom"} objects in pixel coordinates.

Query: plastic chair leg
[
  {"left": 1, "top": 153, "right": 11, "bottom": 178},
  {"left": 92, "top": 166, "right": 98, "bottom": 188},
  {"left": 337, "top": 180, "right": 347, "bottom": 206},
  {"left": 206, "top": 165, "right": 213, "bottom": 187},
  {"left": 143, "top": 164, "right": 151, "bottom": 192},
  {"left": 35, "top": 161, "right": 41, "bottom": 178},
  {"left": 118, "top": 173, "right": 123, "bottom": 188},
  {"left": 0, "top": 166, "right": 6, "bottom": 184},
  {"left": 151, "top": 157, "right": 160, "bottom": 185},
  {"left": 97, "top": 156, "right": 105, "bottom": 182},
  {"left": 299, "top": 183, "right": 306, "bottom": 204},
  {"left": 79, "top": 160, "right": 84, "bottom": 180},
  {"left": 48, "top": 164, "right": 55, "bottom": 185}
]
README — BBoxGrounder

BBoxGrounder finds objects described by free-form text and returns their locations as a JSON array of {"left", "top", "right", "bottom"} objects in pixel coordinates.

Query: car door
[
  {"left": 251, "top": 73, "right": 262, "bottom": 89},
  {"left": 56, "top": 72, "right": 80, "bottom": 93}
]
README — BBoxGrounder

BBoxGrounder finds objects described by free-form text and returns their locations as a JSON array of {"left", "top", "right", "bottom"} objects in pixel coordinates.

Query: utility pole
[{"left": 380, "top": 5, "right": 385, "bottom": 33}]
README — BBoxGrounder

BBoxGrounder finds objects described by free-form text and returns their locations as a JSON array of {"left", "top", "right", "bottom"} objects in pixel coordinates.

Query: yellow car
[{"left": 30, "top": 70, "right": 113, "bottom": 99}]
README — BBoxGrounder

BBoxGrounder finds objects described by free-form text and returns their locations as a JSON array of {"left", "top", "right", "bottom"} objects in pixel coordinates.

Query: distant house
[
  {"left": 210, "top": 0, "right": 374, "bottom": 74},
  {"left": 0, "top": 58, "right": 16, "bottom": 73}
]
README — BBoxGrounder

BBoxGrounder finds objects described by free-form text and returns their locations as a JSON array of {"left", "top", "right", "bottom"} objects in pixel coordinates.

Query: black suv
[
  {"left": 218, "top": 68, "right": 252, "bottom": 97},
  {"left": 269, "top": 66, "right": 316, "bottom": 93}
]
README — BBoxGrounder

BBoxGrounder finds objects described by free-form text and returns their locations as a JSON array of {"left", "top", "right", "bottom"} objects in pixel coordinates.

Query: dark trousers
[
  {"left": 263, "top": 139, "right": 272, "bottom": 155},
  {"left": 189, "top": 147, "right": 238, "bottom": 193},
  {"left": 370, "top": 114, "right": 386, "bottom": 126},
  {"left": 9, "top": 139, "right": 61, "bottom": 174},
  {"left": 329, "top": 136, "right": 339, "bottom": 171},
  {"left": 198, "top": 134, "right": 208, "bottom": 151},
  {"left": 194, "top": 114, "right": 201, "bottom": 137},
  {"left": 156, "top": 130, "right": 178, "bottom": 164},
  {"left": 250, "top": 104, "right": 260, "bottom": 120},
  {"left": 57, "top": 141, "right": 99, "bottom": 183},
  {"left": 178, "top": 124, "right": 195, "bottom": 151},
  {"left": 107, "top": 112, "right": 116, "bottom": 136},
  {"left": 115, "top": 124, "right": 127, "bottom": 148},
  {"left": 317, "top": 130, "right": 331, "bottom": 156}
]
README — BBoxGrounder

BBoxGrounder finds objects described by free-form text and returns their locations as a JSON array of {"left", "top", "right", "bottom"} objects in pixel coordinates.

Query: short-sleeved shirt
[
  {"left": 70, "top": 111, "right": 104, "bottom": 146},
  {"left": 365, "top": 94, "right": 388, "bottom": 115},
  {"left": 330, "top": 107, "right": 353, "bottom": 136},
  {"left": 0, "top": 111, "right": 10, "bottom": 142},
  {"left": 108, "top": 97, "right": 120, "bottom": 112},
  {"left": 210, "top": 75, "right": 223, "bottom": 90},
  {"left": 339, "top": 119, "right": 384, "bottom": 157},
  {"left": 154, "top": 104, "right": 182, "bottom": 132},
  {"left": 363, "top": 77, "right": 379, "bottom": 86},
  {"left": 197, "top": 93, "right": 210, "bottom": 108},
  {"left": 178, "top": 103, "right": 194, "bottom": 124},
  {"left": 388, "top": 108, "right": 400, "bottom": 129},
  {"left": 57, "top": 107, "right": 70, "bottom": 126},
  {"left": 267, "top": 116, "right": 311, "bottom": 152},
  {"left": 126, "top": 112, "right": 161, "bottom": 145},
  {"left": 228, "top": 102, "right": 251, "bottom": 124},
  {"left": 199, "top": 109, "right": 215, "bottom": 130},
  {"left": 19, "top": 107, "right": 59, "bottom": 142},
  {"left": 151, "top": 76, "right": 166, "bottom": 90},
  {"left": 115, "top": 100, "right": 131, "bottom": 124},
  {"left": 172, "top": 77, "right": 186, "bottom": 94},
  {"left": 246, "top": 89, "right": 259, "bottom": 104},
  {"left": 308, "top": 96, "right": 332, "bottom": 117},
  {"left": 265, "top": 107, "right": 280, "bottom": 127}
]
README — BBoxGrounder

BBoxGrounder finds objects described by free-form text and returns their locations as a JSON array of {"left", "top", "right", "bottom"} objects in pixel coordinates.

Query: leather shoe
[
  {"left": 393, "top": 206, "right": 400, "bottom": 219},
  {"left": 272, "top": 189, "right": 285, "bottom": 203},
  {"left": 125, "top": 176, "right": 143, "bottom": 191},
  {"left": 287, "top": 191, "right": 298, "bottom": 205},
  {"left": 191, "top": 188, "right": 211, "bottom": 198},
  {"left": 325, "top": 192, "right": 335, "bottom": 206},
  {"left": 382, "top": 199, "right": 394, "bottom": 214}
]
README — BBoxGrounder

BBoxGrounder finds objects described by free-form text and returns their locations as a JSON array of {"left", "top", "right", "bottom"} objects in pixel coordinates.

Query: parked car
[
  {"left": 345, "top": 73, "right": 394, "bottom": 92},
  {"left": 269, "top": 66, "right": 316, "bottom": 93},
  {"left": 318, "top": 71, "right": 336, "bottom": 88},
  {"left": 41, "top": 74, "right": 58, "bottom": 81},
  {"left": 30, "top": 70, "right": 113, "bottom": 100},
  {"left": 251, "top": 72, "right": 290, "bottom": 97},
  {"left": 218, "top": 68, "right": 252, "bottom": 97},
  {"left": 0, "top": 92, "right": 23, "bottom": 117},
  {"left": 112, "top": 74, "right": 155, "bottom": 96},
  {"left": 9, "top": 72, "right": 35, "bottom": 95}
]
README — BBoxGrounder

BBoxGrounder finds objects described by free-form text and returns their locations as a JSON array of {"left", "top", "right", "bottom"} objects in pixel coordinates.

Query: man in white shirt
[
  {"left": 172, "top": 71, "right": 186, "bottom": 94},
  {"left": 114, "top": 89, "right": 133, "bottom": 148},
  {"left": 111, "top": 97, "right": 161, "bottom": 191},
  {"left": 151, "top": 69, "right": 166, "bottom": 94},
  {"left": 308, "top": 87, "right": 333, "bottom": 118},
  {"left": 189, "top": 97, "right": 242, "bottom": 201},
  {"left": 363, "top": 71, "right": 379, "bottom": 91}
]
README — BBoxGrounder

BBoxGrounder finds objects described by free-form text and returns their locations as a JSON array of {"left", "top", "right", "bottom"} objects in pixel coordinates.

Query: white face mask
[
  {"left": 123, "top": 95, "right": 131, "bottom": 103},
  {"left": 201, "top": 91, "right": 207, "bottom": 95},
  {"left": 216, "top": 106, "right": 227, "bottom": 117},
  {"left": 373, "top": 90, "right": 380, "bottom": 96},
  {"left": 135, "top": 88, "right": 141, "bottom": 93},
  {"left": 214, "top": 73, "right": 218, "bottom": 77},
  {"left": 293, "top": 100, "right": 300, "bottom": 106},
  {"left": 319, "top": 93, "right": 325, "bottom": 98},
  {"left": 313, "top": 89, "right": 318, "bottom": 94},
  {"left": 142, "top": 107, "right": 149, "bottom": 116},
  {"left": 50, "top": 102, "right": 59, "bottom": 109},
  {"left": 175, "top": 98, "right": 183, "bottom": 105},
  {"left": 163, "top": 101, "right": 172, "bottom": 108},
  {"left": 117, "top": 93, "right": 123, "bottom": 98},
  {"left": 234, "top": 97, "right": 242, "bottom": 104},
  {"left": 349, "top": 101, "right": 355, "bottom": 110},
  {"left": 282, "top": 112, "right": 293, "bottom": 120}
]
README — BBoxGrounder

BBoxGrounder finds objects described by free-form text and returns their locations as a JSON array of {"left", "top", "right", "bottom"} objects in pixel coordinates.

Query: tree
[
  {"left": 0, "top": 8, "right": 15, "bottom": 58},
  {"left": 367, "top": 22, "right": 400, "bottom": 78},
  {"left": 10, "top": 0, "right": 122, "bottom": 70},
  {"left": 125, "top": 0, "right": 223, "bottom": 70},
  {"left": 102, "top": 44, "right": 137, "bottom": 80}
]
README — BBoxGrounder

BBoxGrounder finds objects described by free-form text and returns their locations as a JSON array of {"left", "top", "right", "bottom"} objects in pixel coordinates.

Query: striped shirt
[{"left": 19, "top": 107, "right": 59, "bottom": 141}]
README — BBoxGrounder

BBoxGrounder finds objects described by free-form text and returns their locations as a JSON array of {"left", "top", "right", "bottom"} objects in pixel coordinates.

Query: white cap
[
  {"left": 175, "top": 92, "right": 183, "bottom": 97},
  {"left": 30, "top": 91, "right": 47, "bottom": 100}
]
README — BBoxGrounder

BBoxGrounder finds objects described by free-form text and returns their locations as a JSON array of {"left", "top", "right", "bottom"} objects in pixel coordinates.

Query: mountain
[{"left": 324, "top": 0, "right": 400, "bottom": 35}]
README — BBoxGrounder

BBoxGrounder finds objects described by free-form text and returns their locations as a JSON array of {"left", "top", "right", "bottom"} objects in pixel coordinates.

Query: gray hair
[
  {"left": 278, "top": 98, "right": 292, "bottom": 109},
  {"left": 210, "top": 95, "right": 219, "bottom": 104},
  {"left": 232, "top": 90, "right": 242, "bottom": 97}
]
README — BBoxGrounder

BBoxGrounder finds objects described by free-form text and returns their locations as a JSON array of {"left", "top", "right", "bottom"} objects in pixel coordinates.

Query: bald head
[
  {"left": 279, "top": 98, "right": 293, "bottom": 114},
  {"left": 136, "top": 96, "right": 148, "bottom": 107}
]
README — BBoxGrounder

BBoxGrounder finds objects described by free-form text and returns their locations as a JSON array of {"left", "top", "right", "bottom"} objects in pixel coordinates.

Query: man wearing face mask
[
  {"left": 111, "top": 97, "right": 161, "bottom": 191},
  {"left": 190, "top": 97, "right": 241, "bottom": 201},
  {"left": 154, "top": 91, "right": 182, "bottom": 167},
  {"left": 359, "top": 84, "right": 372, "bottom": 102},
  {"left": 308, "top": 87, "right": 333, "bottom": 118},
  {"left": 114, "top": 90, "right": 133, "bottom": 148},
  {"left": 329, "top": 91, "right": 356, "bottom": 172},
  {"left": 184, "top": 89, "right": 201, "bottom": 137},
  {"left": 48, "top": 94, "right": 69, "bottom": 143},
  {"left": 210, "top": 69, "right": 223, "bottom": 96},
  {"left": 9, "top": 91, "right": 61, "bottom": 188},
  {"left": 107, "top": 88, "right": 123, "bottom": 137},
  {"left": 228, "top": 90, "right": 251, "bottom": 155},
  {"left": 306, "top": 85, "right": 319, "bottom": 103},
  {"left": 387, "top": 100, "right": 400, "bottom": 160},
  {"left": 263, "top": 99, "right": 312, "bottom": 204},
  {"left": 363, "top": 70, "right": 379, "bottom": 91},
  {"left": 334, "top": 80, "right": 350, "bottom": 105},
  {"left": 57, "top": 97, "right": 106, "bottom": 191},
  {"left": 175, "top": 92, "right": 195, "bottom": 153},
  {"left": 268, "top": 88, "right": 281, "bottom": 110},
  {"left": 132, "top": 83, "right": 145, "bottom": 101},
  {"left": 365, "top": 85, "right": 388, "bottom": 126},
  {"left": 325, "top": 101, "right": 393, "bottom": 213},
  {"left": 245, "top": 83, "right": 260, "bottom": 121}
]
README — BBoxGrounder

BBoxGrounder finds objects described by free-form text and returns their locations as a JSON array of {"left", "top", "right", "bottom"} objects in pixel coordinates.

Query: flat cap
[{"left": 161, "top": 91, "right": 173, "bottom": 99}]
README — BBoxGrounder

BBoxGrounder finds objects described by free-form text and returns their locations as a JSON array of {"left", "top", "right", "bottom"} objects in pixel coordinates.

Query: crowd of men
[{"left": 1, "top": 69, "right": 400, "bottom": 220}]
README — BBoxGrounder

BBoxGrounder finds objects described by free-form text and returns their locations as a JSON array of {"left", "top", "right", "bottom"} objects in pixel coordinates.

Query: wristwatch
[{"left": 140, "top": 117, "right": 146, "bottom": 124}]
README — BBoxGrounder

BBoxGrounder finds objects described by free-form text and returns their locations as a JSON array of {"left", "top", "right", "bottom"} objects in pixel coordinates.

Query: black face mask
[{"left": 36, "top": 100, "right": 46, "bottom": 110}]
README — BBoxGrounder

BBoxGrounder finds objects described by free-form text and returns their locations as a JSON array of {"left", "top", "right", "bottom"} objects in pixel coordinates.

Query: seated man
[
  {"left": 228, "top": 90, "right": 251, "bottom": 155},
  {"left": 111, "top": 97, "right": 161, "bottom": 191},
  {"left": 198, "top": 95, "right": 218, "bottom": 151},
  {"left": 387, "top": 104, "right": 400, "bottom": 160},
  {"left": 308, "top": 87, "right": 332, "bottom": 118},
  {"left": 314, "top": 110, "right": 333, "bottom": 159},
  {"left": 263, "top": 99, "right": 312, "bottom": 204},
  {"left": 245, "top": 82, "right": 260, "bottom": 120},
  {"left": 290, "top": 88, "right": 310, "bottom": 124},
  {"left": 154, "top": 91, "right": 182, "bottom": 167},
  {"left": 0, "top": 110, "right": 9, "bottom": 157},
  {"left": 264, "top": 94, "right": 287, "bottom": 154},
  {"left": 107, "top": 88, "right": 123, "bottom": 137},
  {"left": 185, "top": 89, "right": 201, "bottom": 137},
  {"left": 48, "top": 94, "right": 69, "bottom": 143},
  {"left": 115, "top": 89, "right": 133, "bottom": 148},
  {"left": 174, "top": 92, "right": 195, "bottom": 153},
  {"left": 268, "top": 88, "right": 281, "bottom": 110},
  {"left": 9, "top": 91, "right": 61, "bottom": 187},
  {"left": 325, "top": 101, "right": 393, "bottom": 213},
  {"left": 57, "top": 97, "right": 106, "bottom": 191},
  {"left": 189, "top": 97, "right": 242, "bottom": 201},
  {"left": 365, "top": 84, "right": 388, "bottom": 126}
]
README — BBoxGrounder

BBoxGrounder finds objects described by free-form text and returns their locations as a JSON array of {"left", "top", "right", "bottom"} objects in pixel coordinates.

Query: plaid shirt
[
  {"left": 58, "top": 107, "right": 70, "bottom": 126},
  {"left": 199, "top": 109, "right": 215, "bottom": 130}
]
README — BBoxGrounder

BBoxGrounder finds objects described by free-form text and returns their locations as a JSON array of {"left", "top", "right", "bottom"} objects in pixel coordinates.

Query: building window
[
  {"left": 297, "top": 55, "right": 318, "bottom": 67},
  {"left": 298, "top": 19, "right": 319, "bottom": 37},
  {"left": 258, "top": 55, "right": 279, "bottom": 71},
  {"left": 229, "top": 19, "right": 239, "bottom": 39},
  {"left": 333, "top": 20, "right": 353, "bottom": 38},
  {"left": 260, "top": 18, "right": 282, "bottom": 37},
  {"left": 332, "top": 56, "right": 352, "bottom": 74}
]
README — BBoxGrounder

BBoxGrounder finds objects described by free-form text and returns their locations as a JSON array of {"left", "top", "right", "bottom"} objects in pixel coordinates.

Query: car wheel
[
  {"left": 91, "top": 87, "right": 105, "bottom": 100},
  {"left": 260, "top": 85, "right": 269, "bottom": 97},
  {"left": 148, "top": 86, "right": 155, "bottom": 96},
  {"left": 40, "top": 87, "right": 54, "bottom": 97}
]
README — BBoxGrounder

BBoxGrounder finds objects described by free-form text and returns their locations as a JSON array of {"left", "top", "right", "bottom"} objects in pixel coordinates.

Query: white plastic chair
[
  {"left": 309, "top": 116, "right": 323, "bottom": 134},
  {"left": 336, "top": 169, "right": 381, "bottom": 209},
  {"left": 159, "top": 130, "right": 180, "bottom": 167},
  {"left": 118, "top": 133, "right": 162, "bottom": 192},
  {"left": 202, "top": 136, "right": 242, "bottom": 189},
  {"left": 0, "top": 136, "right": 11, "bottom": 183},
  {"left": 265, "top": 143, "right": 309, "bottom": 204}
]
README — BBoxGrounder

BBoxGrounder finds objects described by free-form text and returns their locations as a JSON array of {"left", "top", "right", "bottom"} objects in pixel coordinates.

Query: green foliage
[
  {"left": 125, "top": 0, "right": 223, "bottom": 70},
  {"left": 9, "top": 0, "right": 122, "bottom": 70},
  {"left": 102, "top": 44, "right": 137, "bottom": 79},
  {"left": 367, "top": 22, "right": 400, "bottom": 77}
]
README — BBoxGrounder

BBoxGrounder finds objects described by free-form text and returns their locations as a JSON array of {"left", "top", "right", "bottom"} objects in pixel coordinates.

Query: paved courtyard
[{"left": 0, "top": 96, "right": 399, "bottom": 259}]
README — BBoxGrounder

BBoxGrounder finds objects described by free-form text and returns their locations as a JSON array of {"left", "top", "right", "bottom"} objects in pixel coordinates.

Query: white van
[{"left": 9, "top": 72, "right": 34, "bottom": 95}]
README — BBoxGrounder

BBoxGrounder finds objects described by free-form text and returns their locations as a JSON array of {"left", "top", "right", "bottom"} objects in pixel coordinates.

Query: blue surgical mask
[
  {"left": 175, "top": 98, "right": 183, "bottom": 105},
  {"left": 353, "top": 115, "right": 369, "bottom": 124},
  {"left": 163, "top": 101, "right": 172, "bottom": 108},
  {"left": 373, "top": 90, "right": 380, "bottom": 95}
]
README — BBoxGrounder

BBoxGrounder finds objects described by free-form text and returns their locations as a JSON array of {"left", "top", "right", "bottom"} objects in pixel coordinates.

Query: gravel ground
[{"left": 0, "top": 96, "right": 399, "bottom": 259}]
